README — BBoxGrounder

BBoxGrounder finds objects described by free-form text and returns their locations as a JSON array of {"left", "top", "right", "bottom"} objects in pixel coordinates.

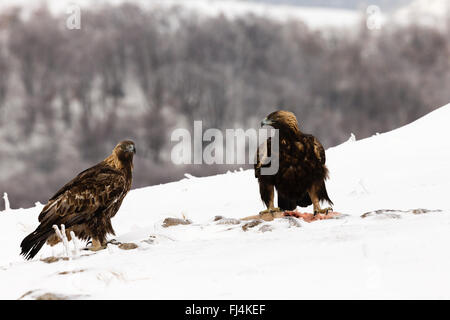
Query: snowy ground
[{"left": 1, "top": 103, "right": 450, "bottom": 299}]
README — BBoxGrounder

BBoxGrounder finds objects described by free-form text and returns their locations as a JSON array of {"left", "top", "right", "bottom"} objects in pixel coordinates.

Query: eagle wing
[
  {"left": 255, "top": 137, "right": 272, "bottom": 177},
  {"left": 21, "top": 164, "right": 129, "bottom": 260},
  {"left": 38, "top": 166, "right": 128, "bottom": 226},
  {"left": 276, "top": 135, "right": 328, "bottom": 210},
  {"left": 312, "top": 136, "right": 326, "bottom": 165},
  {"left": 254, "top": 139, "right": 266, "bottom": 178}
]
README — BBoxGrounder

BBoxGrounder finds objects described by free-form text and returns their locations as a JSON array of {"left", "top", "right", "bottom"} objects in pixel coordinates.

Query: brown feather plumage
[
  {"left": 255, "top": 111, "right": 333, "bottom": 213},
  {"left": 20, "top": 140, "right": 136, "bottom": 260}
]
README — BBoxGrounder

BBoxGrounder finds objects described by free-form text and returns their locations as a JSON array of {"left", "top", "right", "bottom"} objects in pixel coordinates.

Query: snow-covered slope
[
  {"left": 394, "top": 0, "right": 450, "bottom": 27},
  {"left": 1, "top": 104, "right": 450, "bottom": 299},
  {"left": 0, "top": 0, "right": 362, "bottom": 29}
]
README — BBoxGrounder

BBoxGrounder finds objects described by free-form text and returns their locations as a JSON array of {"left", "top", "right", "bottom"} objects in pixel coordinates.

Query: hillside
[
  {"left": 0, "top": 0, "right": 362, "bottom": 29},
  {"left": 1, "top": 103, "right": 450, "bottom": 299}
]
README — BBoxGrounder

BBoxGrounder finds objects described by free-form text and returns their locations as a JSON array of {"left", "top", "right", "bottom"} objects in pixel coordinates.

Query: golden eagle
[
  {"left": 255, "top": 111, "right": 333, "bottom": 215},
  {"left": 20, "top": 140, "right": 136, "bottom": 260}
]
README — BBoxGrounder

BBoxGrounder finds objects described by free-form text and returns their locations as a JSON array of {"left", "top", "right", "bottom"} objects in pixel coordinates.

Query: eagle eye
[{"left": 124, "top": 144, "right": 136, "bottom": 154}]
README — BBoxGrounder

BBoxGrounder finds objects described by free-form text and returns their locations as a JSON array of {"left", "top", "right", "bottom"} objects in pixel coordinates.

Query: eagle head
[
  {"left": 261, "top": 110, "right": 300, "bottom": 133},
  {"left": 113, "top": 140, "right": 136, "bottom": 164}
]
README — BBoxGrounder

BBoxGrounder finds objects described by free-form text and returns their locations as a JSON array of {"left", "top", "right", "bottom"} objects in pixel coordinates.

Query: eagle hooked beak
[{"left": 261, "top": 118, "right": 274, "bottom": 127}]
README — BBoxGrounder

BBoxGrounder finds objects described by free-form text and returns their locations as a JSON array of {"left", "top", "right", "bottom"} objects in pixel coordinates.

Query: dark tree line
[{"left": 0, "top": 4, "right": 449, "bottom": 209}]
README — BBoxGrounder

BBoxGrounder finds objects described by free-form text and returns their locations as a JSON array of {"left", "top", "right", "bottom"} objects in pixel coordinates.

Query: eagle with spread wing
[
  {"left": 255, "top": 111, "right": 333, "bottom": 215},
  {"left": 20, "top": 140, "right": 136, "bottom": 260}
]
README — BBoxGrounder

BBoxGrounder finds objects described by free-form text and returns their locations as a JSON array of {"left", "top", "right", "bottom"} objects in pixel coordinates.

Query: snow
[
  {"left": 393, "top": 0, "right": 450, "bottom": 28},
  {"left": 0, "top": 0, "right": 362, "bottom": 30},
  {"left": 2, "top": 103, "right": 450, "bottom": 299},
  {"left": 3, "top": 0, "right": 449, "bottom": 35}
]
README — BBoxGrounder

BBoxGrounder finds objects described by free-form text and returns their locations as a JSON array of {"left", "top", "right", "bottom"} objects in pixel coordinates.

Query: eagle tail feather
[
  {"left": 20, "top": 228, "right": 54, "bottom": 260},
  {"left": 278, "top": 194, "right": 297, "bottom": 211},
  {"left": 318, "top": 183, "right": 333, "bottom": 207},
  {"left": 297, "top": 193, "right": 313, "bottom": 207},
  {"left": 20, "top": 215, "right": 83, "bottom": 260}
]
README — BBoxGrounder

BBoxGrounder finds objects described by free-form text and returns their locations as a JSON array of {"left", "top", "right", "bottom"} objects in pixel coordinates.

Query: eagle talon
[
  {"left": 107, "top": 239, "right": 122, "bottom": 245},
  {"left": 82, "top": 244, "right": 107, "bottom": 251},
  {"left": 82, "top": 240, "right": 93, "bottom": 250},
  {"left": 314, "top": 207, "right": 333, "bottom": 215},
  {"left": 88, "top": 245, "right": 107, "bottom": 252},
  {"left": 83, "top": 239, "right": 107, "bottom": 252},
  {"left": 259, "top": 207, "right": 282, "bottom": 215}
]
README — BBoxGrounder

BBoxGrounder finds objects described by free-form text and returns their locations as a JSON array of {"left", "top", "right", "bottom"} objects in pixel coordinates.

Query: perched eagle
[
  {"left": 20, "top": 140, "right": 136, "bottom": 260},
  {"left": 255, "top": 111, "right": 333, "bottom": 215}
]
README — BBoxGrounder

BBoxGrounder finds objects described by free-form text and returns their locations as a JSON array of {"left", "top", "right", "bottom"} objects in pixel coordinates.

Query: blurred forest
[{"left": 0, "top": 4, "right": 449, "bottom": 209}]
